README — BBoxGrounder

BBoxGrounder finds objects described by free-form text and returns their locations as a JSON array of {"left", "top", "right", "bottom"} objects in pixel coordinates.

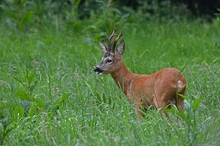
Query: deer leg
[
  {"left": 153, "top": 97, "right": 169, "bottom": 112},
  {"left": 176, "top": 80, "right": 186, "bottom": 113},
  {"left": 133, "top": 103, "right": 144, "bottom": 120},
  {"left": 176, "top": 95, "right": 184, "bottom": 113},
  {"left": 153, "top": 97, "right": 172, "bottom": 120}
]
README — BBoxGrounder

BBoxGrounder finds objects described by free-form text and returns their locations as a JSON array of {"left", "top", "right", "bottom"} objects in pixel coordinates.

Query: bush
[{"left": 0, "top": 0, "right": 191, "bottom": 35}]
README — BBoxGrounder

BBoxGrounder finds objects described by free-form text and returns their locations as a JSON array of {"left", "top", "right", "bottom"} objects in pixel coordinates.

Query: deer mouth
[{"left": 94, "top": 67, "right": 104, "bottom": 75}]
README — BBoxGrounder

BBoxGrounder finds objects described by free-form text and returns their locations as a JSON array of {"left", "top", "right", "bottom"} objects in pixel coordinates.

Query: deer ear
[
  {"left": 117, "top": 40, "right": 125, "bottom": 55},
  {"left": 100, "top": 42, "right": 108, "bottom": 53}
]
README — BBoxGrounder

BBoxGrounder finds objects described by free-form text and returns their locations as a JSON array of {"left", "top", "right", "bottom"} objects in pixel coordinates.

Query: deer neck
[{"left": 110, "top": 62, "right": 134, "bottom": 94}]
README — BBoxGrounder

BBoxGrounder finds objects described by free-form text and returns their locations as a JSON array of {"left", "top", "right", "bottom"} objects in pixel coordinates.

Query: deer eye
[{"left": 106, "top": 59, "right": 113, "bottom": 63}]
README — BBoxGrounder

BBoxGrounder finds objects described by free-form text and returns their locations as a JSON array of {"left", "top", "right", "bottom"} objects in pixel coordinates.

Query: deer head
[{"left": 94, "top": 30, "right": 125, "bottom": 75}]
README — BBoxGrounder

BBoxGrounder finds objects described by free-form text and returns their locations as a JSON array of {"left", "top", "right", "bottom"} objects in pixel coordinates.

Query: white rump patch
[{"left": 177, "top": 80, "right": 183, "bottom": 92}]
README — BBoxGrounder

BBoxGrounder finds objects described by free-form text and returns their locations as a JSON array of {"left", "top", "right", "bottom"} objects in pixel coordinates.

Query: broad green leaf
[
  {"left": 192, "top": 96, "right": 204, "bottom": 111},
  {"left": 177, "top": 93, "right": 189, "bottom": 101},
  {"left": 0, "top": 104, "right": 16, "bottom": 109},
  {"left": 13, "top": 105, "right": 25, "bottom": 119},
  {"left": 176, "top": 111, "right": 187, "bottom": 120},
  {"left": 57, "top": 93, "right": 71, "bottom": 106},
  {"left": 31, "top": 98, "right": 44, "bottom": 109},
  {"left": 192, "top": 98, "right": 200, "bottom": 111},
  {"left": 27, "top": 74, "right": 35, "bottom": 85},
  {"left": 30, "top": 81, "right": 38, "bottom": 92},
  {"left": 53, "top": 93, "right": 71, "bottom": 109},
  {"left": 28, "top": 103, "right": 39, "bottom": 117},
  {"left": 15, "top": 90, "right": 29, "bottom": 100},
  {"left": 168, "top": 109, "right": 187, "bottom": 121},
  {"left": 61, "top": 93, "right": 71, "bottom": 101},
  {"left": 23, "top": 11, "right": 33, "bottom": 23}
]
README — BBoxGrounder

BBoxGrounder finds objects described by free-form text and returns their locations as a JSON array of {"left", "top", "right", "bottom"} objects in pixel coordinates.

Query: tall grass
[{"left": 0, "top": 19, "right": 220, "bottom": 145}]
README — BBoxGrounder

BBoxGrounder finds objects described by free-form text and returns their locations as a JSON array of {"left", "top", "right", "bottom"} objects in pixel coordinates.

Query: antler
[
  {"left": 106, "top": 30, "right": 116, "bottom": 51},
  {"left": 112, "top": 31, "right": 123, "bottom": 52}
]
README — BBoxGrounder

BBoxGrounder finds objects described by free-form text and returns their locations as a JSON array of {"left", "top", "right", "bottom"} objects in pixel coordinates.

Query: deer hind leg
[
  {"left": 176, "top": 80, "right": 186, "bottom": 113},
  {"left": 176, "top": 93, "right": 185, "bottom": 113},
  {"left": 153, "top": 97, "right": 171, "bottom": 120}
]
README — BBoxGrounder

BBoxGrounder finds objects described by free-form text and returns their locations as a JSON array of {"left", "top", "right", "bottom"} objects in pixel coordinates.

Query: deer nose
[
  {"left": 94, "top": 66, "right": 104, "bottom": 75},
  {"left": 94, "top": 66, "right": 101, "bottom": 72}
]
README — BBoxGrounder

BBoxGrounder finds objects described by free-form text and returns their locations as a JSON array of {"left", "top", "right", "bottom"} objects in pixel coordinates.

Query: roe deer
[{"left": 94, "top": 30, "right": 186, "bottom": 119}]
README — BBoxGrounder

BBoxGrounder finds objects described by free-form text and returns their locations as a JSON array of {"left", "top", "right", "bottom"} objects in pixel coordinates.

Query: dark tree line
[
  {"left": 81, "top": 0, "right": 220, "bottom": 18},
  {"left": 175, "top": 0, "right": 220, "bottom": 17},
  {"left": 0, "top": 0, "right": 219, "bottom": 19},
  {"left": 119, "top": 0, "right": 220, "bottom": 18}
]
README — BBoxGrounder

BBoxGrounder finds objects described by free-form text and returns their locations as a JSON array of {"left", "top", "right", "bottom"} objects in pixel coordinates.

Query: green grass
[{"left": 1, "top": 20, "right": 220, "bottom": 146}]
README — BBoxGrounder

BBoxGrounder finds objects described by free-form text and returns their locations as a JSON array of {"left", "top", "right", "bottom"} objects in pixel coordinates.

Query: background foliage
[
  {"left": 0, "top": 0, "right": 219, "bottom": 34},
  {"left": 0, "top": 0, "right": 220, "bottom": 145}
]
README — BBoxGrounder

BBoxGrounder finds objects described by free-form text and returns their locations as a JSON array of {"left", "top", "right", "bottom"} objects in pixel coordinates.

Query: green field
[{"left": 1, "top": 17, "right": 220, "bottom": 145}]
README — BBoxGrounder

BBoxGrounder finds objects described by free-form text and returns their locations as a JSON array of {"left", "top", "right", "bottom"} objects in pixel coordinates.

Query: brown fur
[{"left": 94, "top": 31, "right": 186, "bottom": 119}]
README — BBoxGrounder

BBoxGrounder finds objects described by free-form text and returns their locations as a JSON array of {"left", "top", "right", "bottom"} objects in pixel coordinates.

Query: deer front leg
[
  {"left": 134, "top": 104, "right": 144, "bottom": 120},
  {"left": 127, "top": 93, "right": 144, "bottom": 120}
]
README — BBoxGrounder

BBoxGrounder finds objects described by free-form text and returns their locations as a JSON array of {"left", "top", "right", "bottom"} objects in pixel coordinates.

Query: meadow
[{"left": 1, "top": 18, "right": 220, "bottom": 145}]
